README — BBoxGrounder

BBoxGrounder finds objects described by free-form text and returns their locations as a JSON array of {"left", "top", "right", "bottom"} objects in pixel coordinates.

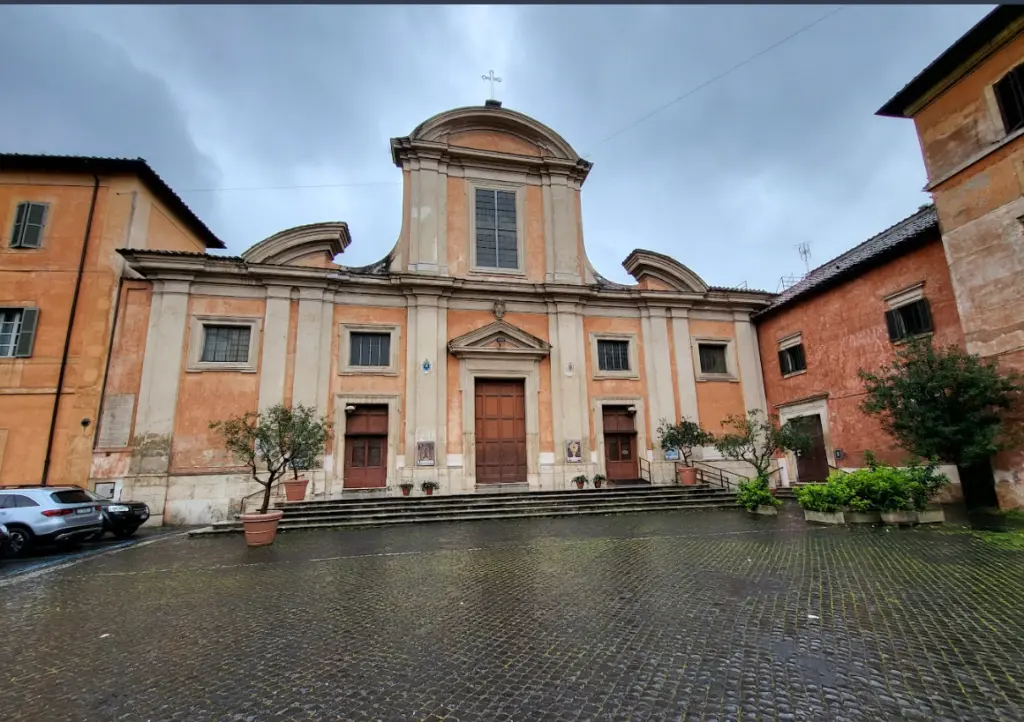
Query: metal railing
[
  {"left": 638, "top": 458, "right": 652, "bottom": 483},
  {"left": 690, "top": 460, "right": 747, "bottom": 491}
]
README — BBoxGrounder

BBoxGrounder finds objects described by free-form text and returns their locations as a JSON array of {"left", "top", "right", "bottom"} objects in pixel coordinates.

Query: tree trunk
[{"left": 259, "top": 479, "right": 274, "bottom": 514}]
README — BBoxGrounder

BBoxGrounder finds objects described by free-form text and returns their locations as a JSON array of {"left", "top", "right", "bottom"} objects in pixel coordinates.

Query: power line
[
  {"left": 581, "top": 5, "right": 845, "bottom": 158},
  {"left": 176, "top": 179, "right": 399, "bottom": 191}
]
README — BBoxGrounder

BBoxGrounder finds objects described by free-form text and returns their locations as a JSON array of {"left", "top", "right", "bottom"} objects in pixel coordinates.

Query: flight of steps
[
  {"left": 773, "top": 483, "right": 814, "bottom": 500},
  {"left": 190, "top": 484, "right": 737, "bottom": 537}
]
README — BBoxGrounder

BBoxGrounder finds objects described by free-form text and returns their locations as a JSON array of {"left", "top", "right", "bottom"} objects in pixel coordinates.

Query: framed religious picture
[
  {"left": 565, "top": 439, "right": 583, "bottom": 464},
  {"left": 416, "top": 441, "right": 435, "bottom": 466},
  {"left": 664, "top": 448, "right": 681, "bottom": 462}
]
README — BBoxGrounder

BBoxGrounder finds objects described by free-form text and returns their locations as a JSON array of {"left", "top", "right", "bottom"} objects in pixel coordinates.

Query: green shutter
[
  {"left": 14, "top": 308, "right": 39, "bottom": 357},
  {"left": 21, "top": 203, "right": 46, "bottom": 248},
  {"left": 916, "top": 299, "right": 934, "bottom": 334},
  {"left": 9, "top": 202, "right": 27, "bottom": 247},
  {"left": 884, "top": 309, "right": 901, "bottom": 341},
  {"left": 778, "top": 349, "right": 790, "bottom": 375}
]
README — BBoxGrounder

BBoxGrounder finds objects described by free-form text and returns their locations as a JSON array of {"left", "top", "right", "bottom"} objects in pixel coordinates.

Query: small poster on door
[
  {"left": 416, "top": 441, "right": 435, "bottom": 466},
  {"left": 565, "top": 439, "right": 582, "bottom": 463}
]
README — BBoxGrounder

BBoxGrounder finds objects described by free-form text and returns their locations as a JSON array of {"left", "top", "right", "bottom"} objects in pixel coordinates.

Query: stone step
[
  {"left": 189, "top": 498, "right": 739, "bottom": 536},
  {"left": 278, "top": 486, "right": 729, "bottom": 515},
  {"left": 272, "top": 493, "right": 737, "bottom": 524}
]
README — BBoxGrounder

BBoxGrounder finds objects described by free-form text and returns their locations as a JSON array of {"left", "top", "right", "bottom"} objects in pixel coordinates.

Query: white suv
[{"left": 0, "top": 487, "right": 104, "bottom": 557}]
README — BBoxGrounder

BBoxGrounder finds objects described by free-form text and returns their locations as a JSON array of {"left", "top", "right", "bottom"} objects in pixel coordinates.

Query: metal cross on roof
[{"left": 481, "top": 70, "right": 502, "bottom": 101}]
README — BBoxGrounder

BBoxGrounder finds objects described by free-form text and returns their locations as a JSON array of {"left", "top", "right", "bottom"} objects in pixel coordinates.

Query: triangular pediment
[{"left": 448, "top": 320, "right": 551, "bottom": 360}]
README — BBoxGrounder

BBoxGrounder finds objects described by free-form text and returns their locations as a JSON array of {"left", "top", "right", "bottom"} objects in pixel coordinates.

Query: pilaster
[
  {"left": 641, "top": 306, "right": 677, "bottom": 479},
  {"left": 733, "top": 312, "right": 768, "bottom": 416},
  {"left": 670, "top": 311, "right": 700, "bottom": 423},
  {"left": 257, "top": 285, "right": 291, "bottom": 411},
  {"left": 292, "top": 287, "right": 326, "bottom": 409}
]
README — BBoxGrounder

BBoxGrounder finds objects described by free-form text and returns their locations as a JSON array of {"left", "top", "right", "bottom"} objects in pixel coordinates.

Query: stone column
[
  {"left": 132, "top": 277, "right": 191, "bottom": 474},
  {"left": 641, "top": 306, "right": 678, "bottom": 482},
  {"left": 257, "top": 286, "right": 291, "bottom": 411},
  {"left": 733, "top": 312, "right": 768, "bottom": 416},
  {"left": 404, "top": 291, "right": 448, "bottom": 486},
  {"left": 548, "top": 299, "right": 591, "bottom": 484}
]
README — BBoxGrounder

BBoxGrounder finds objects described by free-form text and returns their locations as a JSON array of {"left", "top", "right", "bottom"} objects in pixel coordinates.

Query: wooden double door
[
  {"left": 603, "top": 406, "right": 638, "bottom": 481},
  {"left": 474, "top": 379, "right": 527, "bottom": 484},
  {"left": 343, "top": 405, "right": 388, "bottom": 489},
  {"left": 790, "top": 414, "right": 829, "bottom": 483}
]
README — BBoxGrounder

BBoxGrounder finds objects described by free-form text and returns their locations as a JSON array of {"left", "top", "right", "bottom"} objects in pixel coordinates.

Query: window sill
[
  {"left": 186, "top": 364, "right": 258, "bottom": 373},
  {"left": 468, "top": 267, "right": 526, "bottom": 278},
  {"left": 339, "top": 367, "right": 399, "bottom": 376},
  {"left": 782, "top": 369, "right": 808, "bottom": 379},
  {"left": 695, "top": 373, "right": 739, "bottom": 383},
  {"left": 892, "top": 331, "right": 933, "bottom": 346},
  {"left": 593, "top": 370, "right": 640, "bottom": 380}
]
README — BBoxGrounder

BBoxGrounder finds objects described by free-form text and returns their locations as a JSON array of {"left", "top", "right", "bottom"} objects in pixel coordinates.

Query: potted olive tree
[
  {"left": 210, "top": 404, "right": 332, "bottom": 547},
  {"left": 283, "top": 405, "right": 331, "bottom": 502},
  {"left": 657, "top": 418, "right": 713, "bottom": 486}
]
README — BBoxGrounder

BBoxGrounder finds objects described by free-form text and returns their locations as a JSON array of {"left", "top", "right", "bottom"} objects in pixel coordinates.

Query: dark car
[{"left": 83, "top": 490, "right": 150, "bottom": 539}]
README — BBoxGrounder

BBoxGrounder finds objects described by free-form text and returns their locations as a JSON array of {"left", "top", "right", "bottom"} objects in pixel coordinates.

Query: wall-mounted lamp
[
  {"left": 344, "top": 405, "right": 356, "bottom": 414},
  {"left": 627, "top": 406, "right": 637, "bottom": 414}
]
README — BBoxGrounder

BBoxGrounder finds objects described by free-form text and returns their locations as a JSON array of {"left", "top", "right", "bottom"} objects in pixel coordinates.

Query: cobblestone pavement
[{"left": 4, "top": 504, "right": 1024, "bottom": 722}]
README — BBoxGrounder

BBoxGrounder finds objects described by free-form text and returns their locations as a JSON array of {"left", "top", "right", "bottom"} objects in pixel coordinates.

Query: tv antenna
[{"left": 796, "top": 242, "right": 812, "bottom": 274}]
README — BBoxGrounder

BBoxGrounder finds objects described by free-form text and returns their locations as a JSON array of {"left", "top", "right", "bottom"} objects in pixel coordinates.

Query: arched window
[{"left": 994, "top": 64, "right": 1024, "bottom": 135}]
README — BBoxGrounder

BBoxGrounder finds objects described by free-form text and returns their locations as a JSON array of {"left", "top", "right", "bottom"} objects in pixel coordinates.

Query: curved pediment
[
  {"left": 407, "top": 105, "right": 581, "bottom": 162},
  {"left": 241, "top": 222, "right": 351, "bottom": 266},
  {"left": 622, "top": 249, "right": 709, "bottom": 294},
  {"left": 448, "top": 319, "right": 551, "bottom": 360}
]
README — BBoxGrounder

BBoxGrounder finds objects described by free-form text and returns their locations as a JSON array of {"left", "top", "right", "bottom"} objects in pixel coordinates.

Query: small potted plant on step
[
  {"left": 571, "top": 474, "right": 588, "bottom": 490},
  {"left": 399, "top": 481, "right": 414, "bottom": 497},
  {"left": 657, "top": 418, "right": 713, "bottom": 486},
  {"left": 420, "top": 480, "right": 440, "bottom": 496},
  {"left": 592, "top": 473, "right": 606, "bottom": 489},
  {"left": 210, "top": 403, "right": 332, "bottom": 547},
  {"left": 736, "top": 476, "right": 781, "bottom": 516}
]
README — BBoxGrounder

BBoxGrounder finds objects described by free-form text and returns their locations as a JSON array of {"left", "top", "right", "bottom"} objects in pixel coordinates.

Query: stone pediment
[
  {"left": 622, "top": 249, "right": 709, "bottom": 294},
  {"left": 448, "top": 320, "right": 551, "bottom": 360}
]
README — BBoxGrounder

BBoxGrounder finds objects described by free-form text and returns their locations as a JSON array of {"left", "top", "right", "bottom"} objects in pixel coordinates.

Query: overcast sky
[{"left": 0, "top": 5, "right": 992, "bottom": 290}]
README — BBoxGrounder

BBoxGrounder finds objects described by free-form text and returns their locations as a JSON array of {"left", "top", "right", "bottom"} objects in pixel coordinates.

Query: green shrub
[
  {"left": 795, "top": 483, "right": 848, "bottom": 513},
  {"left": 736, "top": 476, "right": 780, "bottom": 511},
  {"left": 802, "top": 459, "right": 949, "bottom": 513}
]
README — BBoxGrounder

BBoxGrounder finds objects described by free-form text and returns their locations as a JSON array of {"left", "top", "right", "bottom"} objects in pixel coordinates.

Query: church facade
[{"left": 90, "top": 101, "right": 773, "bottom": 525}]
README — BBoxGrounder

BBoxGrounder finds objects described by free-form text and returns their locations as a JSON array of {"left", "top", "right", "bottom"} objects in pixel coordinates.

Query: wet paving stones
[{"left": 3, "top": 504, "right": 1024, "bottom": 721}]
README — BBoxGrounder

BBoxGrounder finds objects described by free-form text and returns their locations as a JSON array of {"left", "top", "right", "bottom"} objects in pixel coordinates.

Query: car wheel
[
  {"left": 6, "top": 526, "right": 33, "bottom": 557},
  {"left": 112, "top": 526, "right": 139, "bottom": 539}
]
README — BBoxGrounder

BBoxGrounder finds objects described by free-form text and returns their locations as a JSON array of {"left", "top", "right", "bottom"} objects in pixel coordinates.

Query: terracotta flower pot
[
  {"left": 594, "top": 479, "right": 603, "bottom": 489},
  {"left": 575, "top": 480, "right": 585, "bottom": 489},
  {"left": 424, "top": 487, "right": 434, "bottom": 496},
  {"left": 282, "top": 478, "right": 309, "bottom": 502},
  {"left": 677, "top": 466, "right": 697, "bottom": 486},
  {"left": 401, "top": 487, "right": 411, "bottom": 496},
  {"left": 240, "top": 510, "right": 284, "bottom": 547}
]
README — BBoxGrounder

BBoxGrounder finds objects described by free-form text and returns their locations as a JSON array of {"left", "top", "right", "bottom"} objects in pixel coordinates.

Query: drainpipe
[
  {"left": 93, "top": 274, "right": 125, "bottom": 450},
  {"left": 41, "top": 174, "right": 100, "bottom": 485}
]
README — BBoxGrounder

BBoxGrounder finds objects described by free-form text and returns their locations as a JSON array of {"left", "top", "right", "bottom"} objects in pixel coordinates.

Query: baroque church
[{"left": 96, "top": 100, "right": 774, "bottom": 525}]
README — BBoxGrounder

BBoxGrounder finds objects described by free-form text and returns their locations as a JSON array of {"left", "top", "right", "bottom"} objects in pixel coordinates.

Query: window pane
[
  {"left": 495, "top": 191, "right": 516, "bottom": 230},
  {"left": 475, "top": 189, "right": 517, "bottom": 269},
  {"left": 475, "top": 189, "right": 496, "bottom": 230},
  {"left": 0, "top": 309, "right": 23, "bottom": 357},
  {"left": 476, "top": 229, "right": 497, "bottom": 268},
  {"left": 598, "top": 340, "right": 630, "bottom": 371},
  {"left": 496, "top": 230, "right": 517, "bottom": 269},
  {"left": 350, "top": 332, "right": 391, "bottom": 367},
  {"left": 699, "top": 344, "right": 728, "bottom": 374},
  {"left": 201, "top": 325, "right": 250, "bottom": 363},
  {"left": 51, "top": 490, "right": 91, "bottom": 504}
]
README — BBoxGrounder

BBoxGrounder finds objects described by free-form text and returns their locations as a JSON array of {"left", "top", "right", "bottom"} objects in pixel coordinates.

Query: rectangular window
[
  {"left": 475, "top": 188, "right": 518, "bottom": 270},
  {"left": 200, "top": 325, "right": 251, "bottom": 364},
  {"left": 778, "top": 344, "right": 807, "bottom": 375},
  {"left": 0, "top": 307, "right": 39, "bottom": 358},
  {"left": 885, "top": 299, "right": 934, "bottom": 342},
  {"left": 10, "top": 202, "right": 48, "bottom": 249},
  {"left": 995, "top": 65, "right": 1024, "bottom": 135},
  {"left": 349, "top": 332, "right": 391, "bottom": 367},
  {"left": 698, "top": 343, "right": 728, "bottom": 375},
  {"left": 597, "top": 339, "right": 630, "bottom": 372}
]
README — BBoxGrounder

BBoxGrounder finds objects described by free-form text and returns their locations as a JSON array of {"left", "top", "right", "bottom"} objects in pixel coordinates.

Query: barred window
[
  {"left": 475, "top": 188, "right": 518, "bottom": 269},
  {"left": 200, "top": 325, "right": 251, "bottom": 363},
  {"left": 597, "top": 340, "right": 630, "bottom": 372},
  {"left": 698, "top": 343, "right": 728, "bottom": 375},
  {"left": 350, "top": 332, "right": 391, "bottom": 367}
]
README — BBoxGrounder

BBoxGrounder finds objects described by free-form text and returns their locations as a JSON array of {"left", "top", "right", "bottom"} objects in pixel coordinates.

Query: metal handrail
[{"left": 638, "top": 458, "right": 652, "bottom": 483}]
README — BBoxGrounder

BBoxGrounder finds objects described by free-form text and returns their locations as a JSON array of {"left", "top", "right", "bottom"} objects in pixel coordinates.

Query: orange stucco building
[
  {"left": 753, "top": 206, "right": 966, "bottom": 500},
  {"left": 878, "top": 5, "right": 1024, "bottom": 508},
  {"left": 78, "top": 102, "right": 774, "bottom": 525},
  {"left": 0, "top": 155, "right": 224, "bottom": 491}
]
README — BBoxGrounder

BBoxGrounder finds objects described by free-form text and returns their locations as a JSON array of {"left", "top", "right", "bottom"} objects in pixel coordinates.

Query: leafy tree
[
  {"left": 858, "top": 339, "right": 1022, "bottom": 466},
  {"left": 209, "top": 404, "right": 333, "bottom": 514},
  {"left": 657, "top": 418, "right": 713, "bottom": 466},
  {"left": 713, "top": 409, "right": 811, "bottom": 479}
]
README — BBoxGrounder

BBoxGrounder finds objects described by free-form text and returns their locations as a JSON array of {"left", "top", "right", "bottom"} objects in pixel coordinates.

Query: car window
[
  {"left": 0, "top": 495, "right": 12, "bottom": 510},
  {"left": 50, "top": 489, "right": 92, "bottom": 504},
  {"left": 13, "top": 494, "right": 40, "bottom": 508}
]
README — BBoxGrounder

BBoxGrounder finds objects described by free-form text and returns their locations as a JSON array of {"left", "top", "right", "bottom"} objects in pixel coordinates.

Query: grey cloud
[
  {"left": 0, "top": 6, "right": 223, "bottom": 228},
  {"left": 1, "top": 5, "right": 996, "bottom": 289}
]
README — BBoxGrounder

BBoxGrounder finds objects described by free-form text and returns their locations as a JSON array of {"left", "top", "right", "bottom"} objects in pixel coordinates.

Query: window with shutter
[
  {"left": 9, "top": 202, "right": 48, "bottom": 249},
  {"left": 885, "top": 299, "right": 934, "bottom": 342},
  {"left": 0, "top": 308, "right": 38, "bottom": 358},
  {"left": 995, "top": 65, "right": 1024, "bottom": 135},
  {"left": 474, "top": 188, "right": 518, "bottom": 270},
  {"left": 778, "top": 344, "right": 807, "bottom": 376}
]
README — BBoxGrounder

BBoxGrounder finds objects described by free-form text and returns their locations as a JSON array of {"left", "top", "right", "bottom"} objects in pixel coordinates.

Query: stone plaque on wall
[
  {"left": 96, "top": 394, "right": 135, "bottom": 449},
  {"left": 565, "top": 439, "right": 582, "bottom": 463},
  {"left": 416, "top": 441, "right": 435, "bottom": 466}
]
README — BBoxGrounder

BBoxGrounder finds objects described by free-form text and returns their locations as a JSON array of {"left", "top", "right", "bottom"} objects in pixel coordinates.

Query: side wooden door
[
  {"left": 603, "top": 406, "right": 638, "bottom": 481},
  {"left": 343, "top": 405, "right": 389, "bottom": 489}
]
